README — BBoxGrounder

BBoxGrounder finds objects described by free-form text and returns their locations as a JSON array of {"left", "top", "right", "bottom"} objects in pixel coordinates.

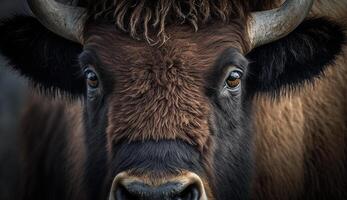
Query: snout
[{"left": 109, "top": 172, "right": 208, "bottom": 200}]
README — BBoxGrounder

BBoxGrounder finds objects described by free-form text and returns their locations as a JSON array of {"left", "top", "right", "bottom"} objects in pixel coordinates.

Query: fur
[
  {"left": 0, "top": 16, "right": 83, "bottom": 96},
  {"left": 0, "top": 1, "right": 346, "bottom": 200},
  {"left": 84, "top": 0, "right": 274, "bottom": 44},
  {"left": 17, "top": 94, "right": 86, "bottom": 200},
  {"left": 83, "top": 21, "right": 249, "bottom": 151},
  {"left": 251, "top": 38, "right": 347, "bottom": 200},
  {"left": 246, "top": 18, "right": 346, "bottom": 94}
]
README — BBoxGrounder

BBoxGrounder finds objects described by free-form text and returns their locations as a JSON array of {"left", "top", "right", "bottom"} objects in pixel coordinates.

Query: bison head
[{"left": 0, "top": 0, "right": 345, "bottom": 199}]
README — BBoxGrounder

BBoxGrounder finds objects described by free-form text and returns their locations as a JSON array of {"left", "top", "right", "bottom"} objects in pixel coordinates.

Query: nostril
[{"left": 174, "top": 184, "right": 200, "bottom": 200}]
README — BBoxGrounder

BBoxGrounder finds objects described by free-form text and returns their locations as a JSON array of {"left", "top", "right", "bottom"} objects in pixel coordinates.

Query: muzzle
[{"left": 109, "top": 171, "right": 208, "bottom": 200}]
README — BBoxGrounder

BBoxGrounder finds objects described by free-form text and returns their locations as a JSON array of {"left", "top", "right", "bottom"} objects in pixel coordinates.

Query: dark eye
[
  {"left": 226, "top": 70, "right": 242, "bottom": 89},
  {"left": 84, "top": 69, "right": 99, "bottom": 88}
]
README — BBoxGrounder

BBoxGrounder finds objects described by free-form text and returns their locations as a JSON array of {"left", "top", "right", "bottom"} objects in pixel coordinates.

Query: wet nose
[
  {"left": 115, "top": 181, "right": 200, "bottom": 200},
  {"left": 109, "top": 172, "right": 207, "bottom": 200}
]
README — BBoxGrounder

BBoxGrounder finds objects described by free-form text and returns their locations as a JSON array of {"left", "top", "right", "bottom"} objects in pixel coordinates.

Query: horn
[
  {"left": 27, "top": 0, "right": 87, "bottom": 43},
  {"left": 248, "top": 0, "right": 314, "bottom": 48}
]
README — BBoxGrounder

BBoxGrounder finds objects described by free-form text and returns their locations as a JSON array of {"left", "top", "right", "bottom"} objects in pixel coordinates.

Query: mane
[{"left": 84, "top": 0, "right": 275, "bottom": 44}]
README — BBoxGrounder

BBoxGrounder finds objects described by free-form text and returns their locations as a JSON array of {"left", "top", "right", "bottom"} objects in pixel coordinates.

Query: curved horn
[
  {"left": 28, "top": 0, "right": 87, "bottom": 43},
  {"left": 248, "top": 0, "right": 314, "bottom": 48}
]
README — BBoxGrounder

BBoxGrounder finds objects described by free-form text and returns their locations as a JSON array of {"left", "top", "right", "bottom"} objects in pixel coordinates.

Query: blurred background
[
  {"left": 0, "top": 0, "right": 29, "bottom": 18},
  {"left": 0, "top": 1, "right": 76, "bottom": 198},
  {"left": 0, "top": 1, "right": 29, "bottom": 199}
]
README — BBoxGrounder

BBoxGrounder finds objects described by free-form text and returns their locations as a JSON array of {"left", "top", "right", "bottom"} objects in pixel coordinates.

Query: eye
[
  {"left": 225, "top": 69, "right": 242, "bottom": 89},
  {"left": 84, "top": 69, "right": 99, "bottom": 89}
]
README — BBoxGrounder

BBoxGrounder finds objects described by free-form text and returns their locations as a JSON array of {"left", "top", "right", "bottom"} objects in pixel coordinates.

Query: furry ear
[
  {"left": 246, "top": 18, "right": 346, "bottom": 94},
  {"left": 0, "top": 16, "right": 84, "bottom": 96}
]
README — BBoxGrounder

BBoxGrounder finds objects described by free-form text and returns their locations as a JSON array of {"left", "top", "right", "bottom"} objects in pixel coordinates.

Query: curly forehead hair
[{"left": 84, "top": 0, "right": 274, "bottom": 44}]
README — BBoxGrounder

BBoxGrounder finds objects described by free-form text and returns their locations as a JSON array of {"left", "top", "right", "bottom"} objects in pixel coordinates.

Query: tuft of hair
[{"left": 84, "top": 0, "right": 274, "bottom": 44}]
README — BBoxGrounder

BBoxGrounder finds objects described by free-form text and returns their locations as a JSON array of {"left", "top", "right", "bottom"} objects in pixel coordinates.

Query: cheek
[
  {"left": 216, "top": 94, "right": 243, "bottom": 120},
  {"left": 106, "top": 106, "right": 118, "bottom": 153}
]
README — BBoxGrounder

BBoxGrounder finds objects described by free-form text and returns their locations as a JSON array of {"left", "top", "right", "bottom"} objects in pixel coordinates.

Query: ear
[
  {"left": 246, "top": 18, "right": 346, "bottom": 94},
  {"left": 0, "top": 16, "right": 84, "bottom": 96}
]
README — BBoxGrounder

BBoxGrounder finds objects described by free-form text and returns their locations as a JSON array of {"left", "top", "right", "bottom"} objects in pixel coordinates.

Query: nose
[
  {"left": 109, "top": 172, "right": 207, "bottom": 200},
  {"left": 115, "top": 181, "right": 200, "bottom": 200}
]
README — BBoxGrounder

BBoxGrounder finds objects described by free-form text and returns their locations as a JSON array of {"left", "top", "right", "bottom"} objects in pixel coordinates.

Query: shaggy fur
[
  {"left": 83, "top": 0, "right": 274, "bottom": 44},
  {"left": 0, "top": 1, "right": 346, "bottom": 200},
  {"left": 251, "top": 37, "right": 347, "bottom": 200},
  {"left": 248, "top": 2, "right": 347, "bottom": 198},
  {"left": 251, "top": 55, "right": 347, "bottom": 200},
  {"left": 83, "top": 21, "right": 249, "bottom": 152}
]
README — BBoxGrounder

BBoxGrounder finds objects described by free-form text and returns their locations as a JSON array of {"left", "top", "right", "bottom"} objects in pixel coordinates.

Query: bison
[{"left": 0, "top": 0, "right": 346, "bottom": 199}]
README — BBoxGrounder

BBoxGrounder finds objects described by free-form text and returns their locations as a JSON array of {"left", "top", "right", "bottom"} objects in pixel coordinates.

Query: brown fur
[
  {"left": 18, "top": 93, "right": 87, "bottom": 199},
  {"left": 85, "top": 0, "right": 274, "bottom": 44},
  {"left": 251, "top": 94, "right": 306, "bottom": 199},
  {"left": 64, "top": 99, "right": 87, "bottom": 200},
  {"left": 13, "top": 0, "right": 347, "bottom": 199},
  {"left": 255, "top": 4, "right": 345, "bottom": 198},
  {"left": 81, "top": 23, "right": 249, "bottom": 199},
  {"left": 83, "top": 21, "right": 248, "bottom": 152},
  {"left": 251, "top": 2, "right": 347, "bottom": 198},
  {"left": 59, "top": 1, "right": 347, "bottom": 198}
]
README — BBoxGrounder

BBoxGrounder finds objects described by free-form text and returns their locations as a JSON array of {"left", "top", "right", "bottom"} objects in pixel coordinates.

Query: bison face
[
  {"left": 1, "top": 0, "right": 345, "bottom": 199},
  {"left": 80, "top": 24, "right": 251, "bottom": 199}
]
